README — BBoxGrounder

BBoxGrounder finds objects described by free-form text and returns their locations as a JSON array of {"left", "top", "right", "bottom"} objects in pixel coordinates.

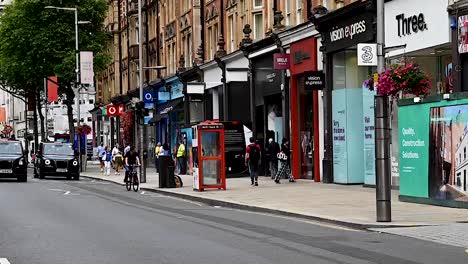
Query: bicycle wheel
[
  {"left": 126, "top": 176, "right": 131, "bottom": 191},
  {"left": 132, "top": 174, "right": 139, "bottom": 192}
]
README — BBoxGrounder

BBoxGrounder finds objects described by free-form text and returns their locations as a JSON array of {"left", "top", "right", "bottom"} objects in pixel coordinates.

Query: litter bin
[{"left": 158, "top": 155, "right": 176, "bottom": 188}]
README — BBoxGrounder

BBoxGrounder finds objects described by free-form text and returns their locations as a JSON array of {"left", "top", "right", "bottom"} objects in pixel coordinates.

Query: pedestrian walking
[
  {"left": 112, "top": 144, "right": 122, "bottom": 175},
  {"left": 176, "top": 140, "right": 187, "bottom": 175},
  {"left": 154, "top": 142, "right": 162, "bottom": 173},
  {"left": 274, "top": 138, "right": 295, "bottom": 184},
  {"left": 245, "top": 137, "right": 261, "bottom": 186},
  {"left": 97, "top": 143, "right": 105, "bottom": 172},
  {"left": 102, "top": 146, "right": 112, "bottom": 176},
  {"left": 267, "top": 138, "right": 280, "bottom": 179}
]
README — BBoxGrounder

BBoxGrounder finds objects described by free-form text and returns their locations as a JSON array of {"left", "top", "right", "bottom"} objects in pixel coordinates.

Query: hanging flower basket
[
  {"left": 75, "top": 124, "right": 92, "bottom": 135},
  {"left": 363, "top": 61, "right": 431, "bottom": 98}
]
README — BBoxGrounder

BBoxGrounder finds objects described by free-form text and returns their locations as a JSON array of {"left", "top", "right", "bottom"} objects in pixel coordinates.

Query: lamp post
[
  {"left": 375, "top": 0, "right": 392, "bottom": 222},
  {"left": 45, "top": 6, "right": 91, "bottom": 171}
]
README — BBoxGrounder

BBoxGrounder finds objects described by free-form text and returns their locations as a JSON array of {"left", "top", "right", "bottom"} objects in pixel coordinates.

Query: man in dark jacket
[{"left": 266, "top": 138, "right": 280, "bottom": 179}]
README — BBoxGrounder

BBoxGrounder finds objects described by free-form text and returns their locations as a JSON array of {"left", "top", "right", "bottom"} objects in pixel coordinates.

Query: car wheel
[
  {"left": 39, "top": 170, "right": 45, "bottom": 179},
  {"left": 17, "top": 175, "right": 27, "bottom": 182},
  {"left": 73, "top": 174, "right": 80, "bottom": 181}
]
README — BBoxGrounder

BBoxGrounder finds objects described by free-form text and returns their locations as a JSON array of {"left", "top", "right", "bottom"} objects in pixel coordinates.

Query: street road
[{"left": 0, "top": 171, "right": 467, "bottom": 264}]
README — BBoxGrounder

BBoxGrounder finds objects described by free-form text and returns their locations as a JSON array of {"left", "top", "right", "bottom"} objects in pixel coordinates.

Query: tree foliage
[{"left": 0, "top": 0, "right": 110, "bottom": 141}]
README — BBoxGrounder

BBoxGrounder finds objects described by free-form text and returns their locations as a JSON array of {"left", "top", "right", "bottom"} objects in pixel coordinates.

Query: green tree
[{"left": 0, "top": 0, "right": 110, "bottom": 145}]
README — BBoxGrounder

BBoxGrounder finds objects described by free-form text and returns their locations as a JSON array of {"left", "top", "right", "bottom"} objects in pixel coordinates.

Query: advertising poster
[
  {"left": 332, "top": 88, "right": 364, "bottom": 184},
  {"left": 363, "top": 89, "right": 376, "bottom": 185},
  {"left": 458, "top": 15, "right": 468, "bottom": 54},
  {"left": 332, "top": 90, "right": 348, "bottom": 183},
  {"left": 429, "top": 104, "right": 468, "bottom": 202}
]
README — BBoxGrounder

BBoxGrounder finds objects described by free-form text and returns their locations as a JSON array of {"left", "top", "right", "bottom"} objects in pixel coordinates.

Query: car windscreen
[
  {"left": 44, "top": 144, "right": 74, "bottom": 156},
  {"left": 0, "top": 142, "right": 22, "bottom": 155}
]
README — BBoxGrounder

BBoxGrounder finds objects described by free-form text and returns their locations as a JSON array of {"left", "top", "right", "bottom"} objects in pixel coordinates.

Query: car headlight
[
  {"left": 72, "top": 160, "right": 78, "bottom": 166},
  {"left": 44, "top": 159, "right": 51, "bottom": 165}
]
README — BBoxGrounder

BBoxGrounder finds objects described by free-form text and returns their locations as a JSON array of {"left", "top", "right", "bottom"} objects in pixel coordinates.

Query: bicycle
[{"left": 125, "top": 165, "right": 140, "bottom": 192}]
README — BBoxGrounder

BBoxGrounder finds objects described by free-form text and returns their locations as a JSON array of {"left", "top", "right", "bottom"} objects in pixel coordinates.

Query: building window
[
  {"left": 214, "top": 23, "right": 219, "bottom": 55},
  {"left": 135, "top": 27, "right": 139, "bottom": 44},
  {"left": 254, "top": 0, "right": 263, "bottom": 8},
  {"left": 240, "top": 0, "right": 245, "bottom": 13},
  {"left": 229, "top": 15, "right": 235, "bottom": 52},
  {"left": 188, "top": 33, "right": 192, "bottom": 66},
  {"left": 208, "top": 26, "right": 213, "bottom": 59},
  {"left": 296, "top": 0, "right": 303, "bottom": 24},
  {"left": 89, "top": 99, "right": 94, "bottom": 104},
  {"left": 285, "top": 0, "right": 291, "bottom": 26},
  {"left": 253, "top": 13, "right": 263, "bottom": 40}
]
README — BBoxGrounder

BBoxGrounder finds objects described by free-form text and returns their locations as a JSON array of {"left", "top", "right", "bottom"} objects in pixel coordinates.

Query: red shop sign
[{"left": 273, "top": 53, "right": 290, "bottom": 70}]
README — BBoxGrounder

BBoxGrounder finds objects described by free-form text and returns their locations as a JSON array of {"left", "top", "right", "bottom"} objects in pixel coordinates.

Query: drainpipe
[{"left": 117, "top": 0, "right": 123, "bottom": 145}]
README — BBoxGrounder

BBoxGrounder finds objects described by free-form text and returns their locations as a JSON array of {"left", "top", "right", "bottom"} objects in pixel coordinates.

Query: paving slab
[{"left": 81, "top": 164, "right": 468, "bottom": 229}]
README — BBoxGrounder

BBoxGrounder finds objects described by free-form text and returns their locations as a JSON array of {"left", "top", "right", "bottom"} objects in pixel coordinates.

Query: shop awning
[{"left": 149, "top": 98, "right": 183, "bottom": 124}]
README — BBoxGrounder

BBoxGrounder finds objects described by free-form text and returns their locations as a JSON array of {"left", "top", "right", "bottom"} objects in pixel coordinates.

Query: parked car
[
  {"left": 34, "top": 142, "right": 80, "bottom": 180},
  {"left": 0, "top": 140, "right": 28, "bottom": 182}
]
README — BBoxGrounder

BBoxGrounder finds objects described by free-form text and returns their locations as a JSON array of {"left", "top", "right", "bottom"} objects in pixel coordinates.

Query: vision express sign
[{"left": 322, "top": 13, "right": 374, "bottom": 53}]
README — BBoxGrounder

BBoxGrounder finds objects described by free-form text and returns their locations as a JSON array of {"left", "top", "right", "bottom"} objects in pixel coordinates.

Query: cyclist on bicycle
[{"left": 124, "top": 145, "right": 141, "bottom": 183}]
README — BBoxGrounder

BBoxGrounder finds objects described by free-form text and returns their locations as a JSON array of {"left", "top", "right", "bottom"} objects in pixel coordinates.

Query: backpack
[{"left": 249, "top": 144, "right": 260, "bottom": 164}]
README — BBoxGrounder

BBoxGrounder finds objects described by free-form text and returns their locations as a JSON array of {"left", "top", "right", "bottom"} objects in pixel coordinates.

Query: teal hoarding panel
[{"left": 363, "top": 89, "right": 376, "bottom": 185}]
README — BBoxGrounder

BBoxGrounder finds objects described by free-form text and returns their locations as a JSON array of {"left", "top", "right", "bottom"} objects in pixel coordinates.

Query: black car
[
  {"left": 0, "top": 140, "right": 28, "bottom": 182},
  {"left": 34, "top": 142, "right": 80, "bottom": 180}
]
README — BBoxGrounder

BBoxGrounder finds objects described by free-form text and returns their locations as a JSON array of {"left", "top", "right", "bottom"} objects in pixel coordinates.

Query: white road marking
[
  {"left": 140, "top": 191, "right": 146, "bottom": 195},
  {"left": 0, "top": 258, "right": 12, "bottom": 264},
  {"left": 64, "top": 191, "right": 71, "bottom": 195},
  {"left": 48, "top": 189, "right": 67, "bottom": 192}
]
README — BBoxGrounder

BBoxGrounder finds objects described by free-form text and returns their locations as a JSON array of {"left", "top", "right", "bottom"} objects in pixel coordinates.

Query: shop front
[
  {"left": 249, "top": 44, "right": 285, "bottom": 147},
  {"left": 316, "top": 0, "right": 376, "bottom": 185},
  {"left": 385, "top": 0, "right": 451, "bottom": 187},
  {"left": 289, "top": 37, "right": 321, "bottom": 181}
]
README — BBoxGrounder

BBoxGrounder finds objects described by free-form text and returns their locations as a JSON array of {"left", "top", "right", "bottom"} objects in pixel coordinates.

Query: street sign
[{"left": 304, "top": 71, "right": 325, "bottom": 90}]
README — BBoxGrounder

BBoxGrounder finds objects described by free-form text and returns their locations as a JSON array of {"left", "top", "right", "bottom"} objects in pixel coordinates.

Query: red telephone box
[{"left": 193, "top": 121, "right": 226, "bottom": 191}]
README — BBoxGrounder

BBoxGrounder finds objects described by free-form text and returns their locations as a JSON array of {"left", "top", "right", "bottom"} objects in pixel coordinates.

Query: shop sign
[
  {"left": 106, "top": 104, "right": 125, "bottom": 117},
  {"left": 396, "top": 13, "right": 428, "bottom": 37},
  {"left": 158, "top": 91, "right": 170, "bottom": 101},
  {"left": 273, "top": 53, "right": 290, "bottom": 69},
  {"left": 143, "top": 91, "right": 155, "bottom": 103},
  {"left": 385, "top": 0, "right": 449, "bottom": 57},
  {"left": 459, "top": 15, "right": 468, "bottom": 54},
  {"left": 293, "top": 50, "right": 311, "bottom": 65},
  {"left": 304, "top": 71, "right": 325, "bottom": 90},
  {"left": 357, "top": 43, "right": 378, "bottom": 66},
  {"left": 323, "top": 13, "right": 374, "bottom": 53}
]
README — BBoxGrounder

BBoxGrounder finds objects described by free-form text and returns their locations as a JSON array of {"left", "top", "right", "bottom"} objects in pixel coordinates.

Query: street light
[{"left": 45, "top": 5, "right": 91, "bottom": 172}]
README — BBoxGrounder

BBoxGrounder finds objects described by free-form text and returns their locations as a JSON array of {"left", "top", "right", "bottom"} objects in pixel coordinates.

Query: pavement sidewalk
[{"left": 81, "top": 163, "right": 468, "bottom": 229}]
